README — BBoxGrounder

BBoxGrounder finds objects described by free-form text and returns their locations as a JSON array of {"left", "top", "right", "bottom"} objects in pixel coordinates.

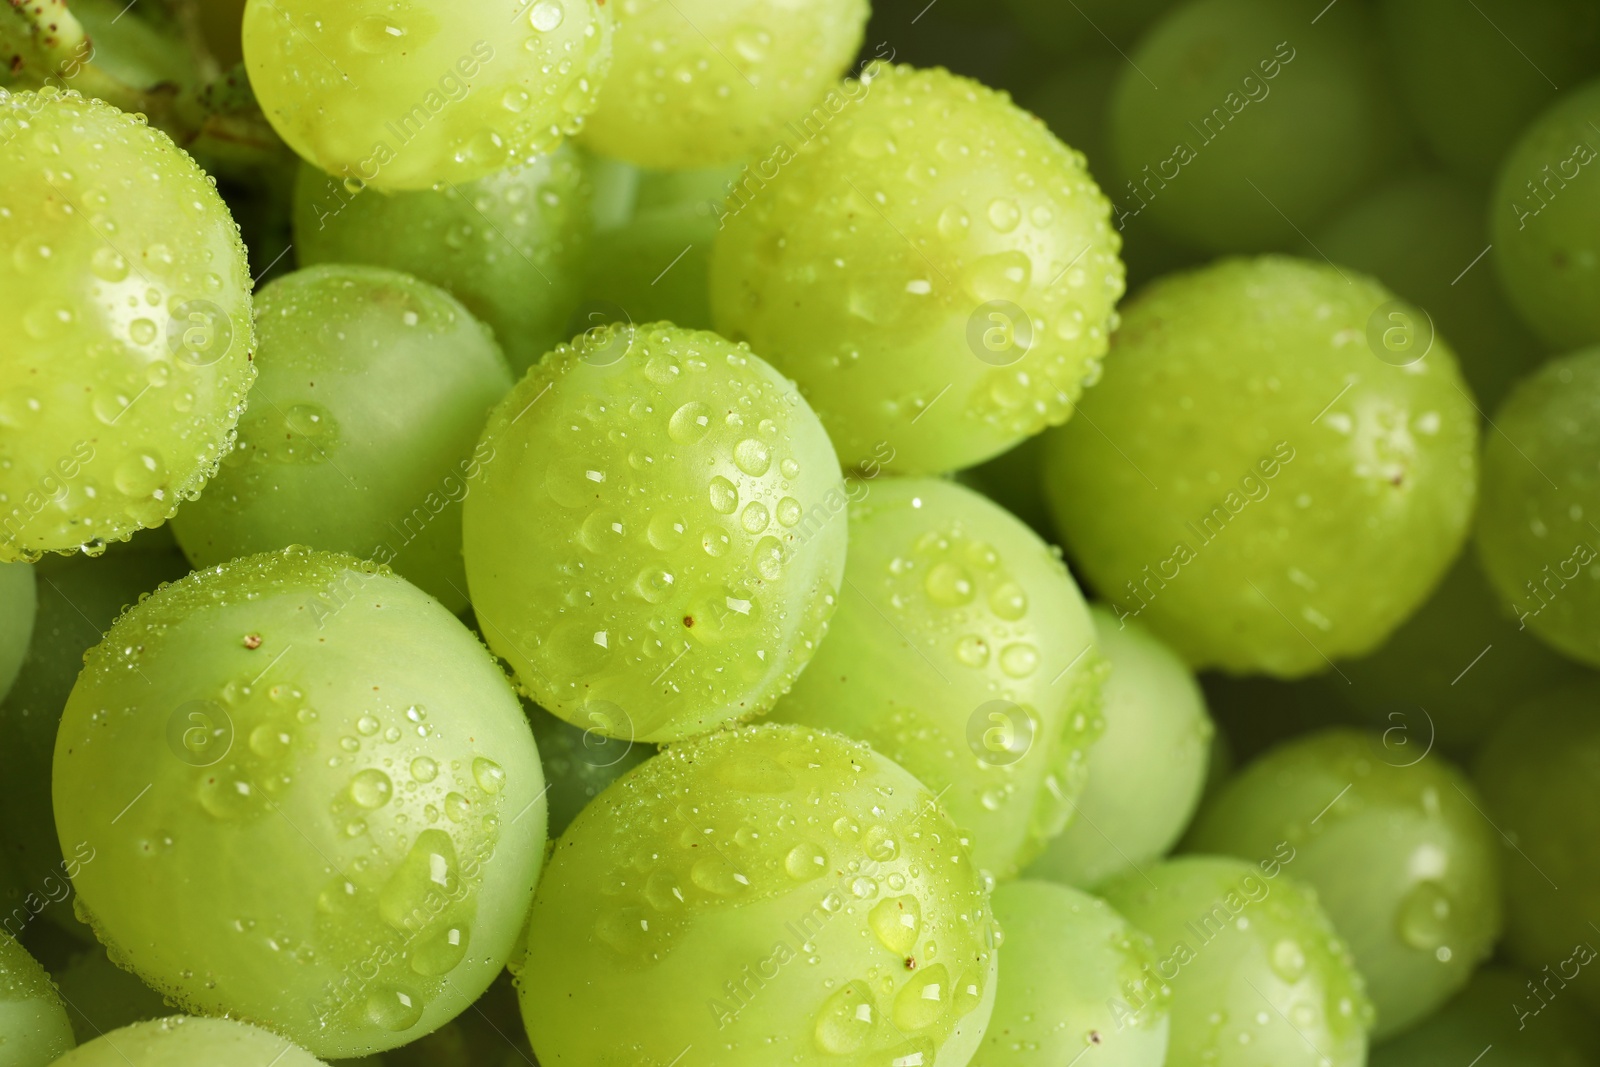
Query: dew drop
[{"left": 349, "top": 769, "right": 393, "bottom": 809}]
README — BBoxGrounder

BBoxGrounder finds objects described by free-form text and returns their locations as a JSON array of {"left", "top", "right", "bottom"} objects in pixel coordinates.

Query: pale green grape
[
  {"left": 1025, "top": 607, "right": 1213, "bottom": 891},
  {"left": 170, "top": 265, "right": 511, "bottom": 614},
  {"left": 1042, "top": 256, "right": 1480, "bottom": 676},
  {"left": 1186, "top": 729, "right": 1502, "bottom": 1039},
  {"left": 972, "top": 881, "right": 1169, "bottom": 1067},
  {"left": 462, "top": 323, "right": 848, "bottom": 743},
  {"left": 1371, "top": 967, "right": 1599, "bottom": 1067},
  {"left": 52, "top": 547, "right": 546, "bottom": 1058},
  {"left": 0, "top": 88, "right": 256, "bottom": 562},
  {"left": 1491, "top": 80, "right": 1600, "bottom": 351},
  {"left": 770, "top": 477, "right": 1104, "bottom": 881},
  {"left": 0, "top": 929, "right": 73, "bottom": 1066},
  {"left": 53, "top": 944, "right": 170, "bottom": 1045},
  {"left": 51, "top": 1017, "right": 326, "bottom": 1067},
  {"left": 582, "top": 0, "right": 869, "bottom": 169},
  {"left": 525, "top": 703, "right": 653, "bottom": 837},
  {"left": 241, "top": 0, "right": 612, "bottom": 192},
  {"left": 1102, "top": 856, "right": 1373, "bottom": 1067},
  {"left": 292, "top": 149, "right": 592, "bottom": 376},
  {"left": 711, "top": 64, "right": 1126, "bottom": 475},
  {"left": 518, "top": 723, "right": 999, "bottom": 1066},
  {"left": 0, "top": 564, "right": 33, "bottom": 702}
]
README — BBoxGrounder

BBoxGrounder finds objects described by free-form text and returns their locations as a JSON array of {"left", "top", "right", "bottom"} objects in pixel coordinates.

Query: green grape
[
  {"left": 770, "top": 477, "right": 1104, "bottom": 881},
  {"left": 292, "top": 149, "right": 593, "bottom": 376},
  {"left": 1314, "top": 172, "right": 1549, "bottom": 409},
  {"left": 53, "top": 944, "right": 171, "bottom": 1044},
  {"left": 581, "top": 0, "right": 869, "bottom": 169},
  {"left": 1042, "top": 256, "right": 1480, "bottom": 677},
  {"left": 1102, "top": 856, "right": 1373, "bottom": 1067},
  {"left": 1475, "top": 348, "right": 1600, "bottom": 666},
  {"left": 525, "top": 703, "right": 653, "bottom": 837},
  {"left": 51, "top": 1017, "right": 326, "bottom": 1067},
  {"left": 971, "top": 881, "right": 1170, "bottom": 1067},
  {"left": 69, "top": 0, "right": 199, "bottom": 94},
  {"left": 1186, "top": 729, "right": 1503, "bottom": 1039},
  {"left": 1026, "top": 607, "right": 1213, "bottom": 892},
  {"left": 0, "top": 929, "right": 74, "bottom": 1066},
  {"left": 517, "top": 723, "right": 999, "bottom": 1066},
  {"left": 1381, "top": 0, "right": 1600, "bottom": 181},
  {"left": 1491, "top": 80, "right": 1600, "bottom": 351},
  {"left": 1001, "top": 0, "right": 1177, "bottom": 57},
  {"left": 170, "top": 265, "right": 511, "bottom": 614},
  {"left": 1110, "top": 0, "right": 1406, "bottom": 252},
  {"left": 462, "top": 322, "right": 848, "bottom": 743},
  {"left": 240, "top": 0, "right": 613, "bottom": 192},
  {"left": 52, "top": 547, "right": 547, "bottom": 1057},
  {"left": 0, "top": 563, "right": 33, "bottom": 702},
  {"left": 0, "top": 88, "right": 256, "bottom": 562},
  {"left": 1371, "top": 966, "right": 1600, "bottom": 1067},
  {"left": 710, "top": 63, "right": 1126, "bottom": 475}
]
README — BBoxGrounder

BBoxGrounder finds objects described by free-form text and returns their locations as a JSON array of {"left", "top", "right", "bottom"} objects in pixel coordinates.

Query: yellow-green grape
[
  {"left": 292, "top": 149, "right": 593, "bottom": 376},
  {"left": 525, "top": 703, "right": 653, "bottom": 837},
  {"left": 518, "top": 723, "right": 999, "bottom": 1066},
  {"left": 770, "top": 477, "right": 1104, "bottom": 881},
  {"left": 710, "top": 64, "right": 1126, "bottom": 475},
  {"left": 1102, "top": 856, "right": 1373, "bottom": 1067},
  {"left": 972, "top": 881, "right": 1170, "bottom": 1067},
  {"left": 1043, "top": 256, "right": 1480, "bottom": 677},
  {"left": 52, "top": 548, "right": 547, "bottom": 1058},
  {"left": 1186, "top": 729, "right": 1503, "bottom": 1039},
  {"left": 240, "top": 0, "right": 612, "bottom": 192},
  {"left": 582, "top": 0, "right": 869, "bottom": 169},
  {"left": 0, "top": 564, "right": 33, "bottom": 702},
  {"left": 170, "top": 265, "right": 512, "bottom": 614},
  {"left": 0, "top": 89, "right": 256, "bottom": 562},
  {"left": 1491, "top": 80, "right": 1600, "bottom": 351},
  {"left": 0, "top": 929, "right": 74, "bottom": 1066},
  {"left": 1370, "top": 967, "right": 1600, "bottom": 1067},
  {"left": 54, "top": 945, "right": 171, "bottom": 1045},
  {"left": 462, "top": 323, "right": 848, "bottom": 743},
  {"left": 51, "top": 1017, "right": 326, "bottom": 1067},
  {"left": 1026, "top": 607, "right": 1213, "bottom": 892}
]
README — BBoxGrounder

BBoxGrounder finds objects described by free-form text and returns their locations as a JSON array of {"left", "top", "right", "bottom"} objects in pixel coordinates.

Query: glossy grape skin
[
  {"left": 1491, "top": 80, "right": 1600, "bottom": 351},
  {"left": 0, "top": 89, "right": 256, "bottom": 563},
  {"left": 525, "top": 703, "right": 653, "bottom": 837},
  {"left": 1111, "top": 0, "right": 1406, "bottom": 253},
  {"left": 292, "top": 150, "right": 592, "bottom": 376},
  {"left": 1187, "top": 729, "right": 1503, "bottom": 1039},
  {"left": 0, "top": 564, "right": 33, "bottom": 703},
  {"left": 0, "top": 930, "right": 74, "bottom": 1066},
  {"left": 462, "top": 323, "right": 847, "bottom": 743},
  {"left": 710, "top": 64, "right": 1126, "bottom": 475},
  {"left": 52, "top": 548, "right": 546, "bottom": 1058},
  {"left": 770, "top": 478, "right": 1104, "bottom": 881},
  {"left": 971, "top": 881, "right": 1170, "bottom": 1067},
  {"left": 518, "top": 723, "right": 999, "bottom": 1067},
  {"left": 51, "top": 1017, "right": 326, "bottom": 1067},
  {"left": 1042, "top": 256, "right": 1480, "bottom": 677},
  {"left": 582, "top": 0, "right": 869, "bottom": 169},
  {"left": 1026, "top": 607, "right": 1213, "bottom": 892},
  {"left": 241, "top": 0, "right": 612, "bottom": 193},
  {"left": 1371, "top": 967, "right": 1598, "bottom": 1067},
  {"left": 1102, "top": 856, "right": 1373, "bottom": 1067},
  {"left": 170, "top": 266, "right": 511, "bottom": 614}
]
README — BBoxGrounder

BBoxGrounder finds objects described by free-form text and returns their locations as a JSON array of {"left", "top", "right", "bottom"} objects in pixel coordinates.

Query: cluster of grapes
[{"left": 1, "top": 0, "right": 1599, "bottom": 1064}]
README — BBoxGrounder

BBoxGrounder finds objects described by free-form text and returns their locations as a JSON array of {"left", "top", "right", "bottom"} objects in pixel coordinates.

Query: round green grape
[
  {"left": 0, "top": 88, "right": 256, "bottom": 562},
  {"left": 581, "top": 0, "right": 869, "bottom": 169},
  {"left": 0, "top": 929, "right": 74, "bottom": 1066},
  {"left": 241, "top": 0, "right": 612, "bottom": 192},
  {"left": 972, "top": 881, "right": 1170, "bottom": 1067},
  {"left": 1042, "top": 256, "right": 1480, "bottom": 677},
  {"left": 1102, "top": 855, "right": 1373, "bottom": 1067},
  {"left": 1372, "top": 966, "right": 1600, "bottom": 1067},
  {"left": 170, "top": 265, "right": 512, "bottom": 614},
  {"left": 292, "top": 149, "right": 592, "bottom": 376},
  {"left": 51, "top": 1016, "right": 326, "bottom": 1067},
  {"left": 1026, "top": 607, "right": 1213, "bottom": 892},
  {"left": 525, "top": 702, "right": 653, "bottom": 837},
  {"left": 1491, "top": 79, "right": 1600, "bottom": 351},
  {"left": 54, "top": 944, "right": 171, "bottom": 1045},
  {"left": 1186, "top": 729, "right": 1503, "bottom": 1039},
  {"left": 0, "top": 563, "right": 34, "bottom": 703},
  {"left": 52, "top": 547, "right": 547, "bottom": 1058},
  {"left": 710, "top": 63, "right": 1126, "bottom": 475},
  {"left": 518, "top": 723, "right": 999, "bottom": 1067},
  {"left": 462, "top": 322, "right": 848, "bottom": 743},
  {"left": 770, "top": 477, "right": 1105, "bottom": 881}
]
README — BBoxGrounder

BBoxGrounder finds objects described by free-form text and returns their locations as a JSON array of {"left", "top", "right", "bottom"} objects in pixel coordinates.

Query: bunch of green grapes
[
  {"left": 0, "top": 564, "right": 33, "bottom": 702},
  {"left": 711, "top": 64, "right": 1126, "bottom": 475},
  {"left": 52, "top": 547, "right": 547, "bottom": 1057},
  {"left": 582, "top": 0, "right": 869, "bottom": 169},
  {"left": 1369, "top": 967, "right": 1600, "bottom": 1067},
  {"left": 1026, "top": 607, "right": 1213, "bottom": 891},
  {"left": 518, "top": 723, "right": 998, "bottom": 1066},
  {"left": 971, "top": 881, "right": 1170, "bottom": 1067},
  {"left": 771, "top": 477, "right": 1105, "bottom": 881},
  {"left": 525, "top": 703, "right": 653, "bottom": 837},
  {"left": 52, "top": 1017, "right": 326, "bottom": 1067},
  {"left": 462, "top": 323, "right": 848, "bottom": 743},
  {"left": 1187, "top": 729, "right": 1503, "bottom": 1039},
  {"left": 0, "top": 930, "right": 74, "bottom": 1066},
  {"left": 241, "top": 0, "right": 613, "bottom": 192},
  {"left": 0, "top": 89, "right": 256, "bottom": 562},
  {"left": 1103, "top": 856, "right": 1373, "bottom": 1067},
  {"left": 170, "top": 265, "right": 512, "bottom": 614},
  {"left": 1043, "top": 257, "right": 1480, "bottom": 677}
]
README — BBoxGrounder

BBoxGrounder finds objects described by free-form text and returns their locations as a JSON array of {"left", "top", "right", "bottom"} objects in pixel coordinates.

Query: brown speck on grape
[
  {"left": 905, "top": 956, "right": 916, "bottom": 970},
  {"left": 243, "top": 633, "right": 262, "bottom": 649},
  {"left": 683, "top": 616, "right": 694, "bottom": 627},
  {"left": 1089, "top": 1031, "right": 1103, "bottom": 1045}
]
